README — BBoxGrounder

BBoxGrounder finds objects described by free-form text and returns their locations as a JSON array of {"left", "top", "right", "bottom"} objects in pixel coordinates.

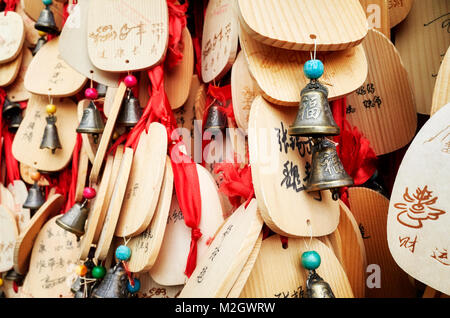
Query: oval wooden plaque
[
  {"left": 388, "top": 0, "right": 413, "bottom": 27},
  {"left": 0, "top": 206, "right": 18, "bottom": 272},
  {"left": 7, "top": 180, "right": 31, "bottom": 234},
  {"left": 0, "top": 49, "right": 22, "bottom": 87},
  {"left": 136, "top": 272, "right": 183, "bottom": 298},
  {"left": 431, "top": 47, "right": 450, "bottom": 116},
  {"left": 6, "top": 47, "right": 32, "bottom": 102},
  {"left": 249, "top": 96, "right": 339, "bottom": 237},
  {"left": 0, "top": 11, "right": 24, "bottom": 64},
  {"left": 15, "top": 2, "right": 39, "bottom": 49}
]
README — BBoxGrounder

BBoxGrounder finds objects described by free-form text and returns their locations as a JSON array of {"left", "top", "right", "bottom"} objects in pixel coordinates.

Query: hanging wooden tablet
[
  {"left": 20, "top": 216, "right": 80, "bottom": 298},
  {"left": 346, "top": 29, "right": 417, "bottom": 156},
  {"left": 20, "top": 163, "right": 50, "bottom": 186},
  {"left": 179, "top": 199, "right": 263, "bottom": 298},
  {"left": 338, "top": 200, "right": 367, "bottom": 298},
  {"left": 0, "top": 11, "right": 24, "bottom": 64},
  {"left": 13, "top": 194, "right": 64, "bottom": 275},
  {"left": 94, "top": 147, "right": 133, "bottom": 261},
  {"left": 0, "top": 184, "right": 16, "bottom": 214},
  {"left": 78, "top": 155, "right": 113, "bottom": 260},
  {"left": 387, "top": 103, "right": 450, "bottom": 296},
  {"left": 201, "top": 0, "right": 238, "bottom": 83},
  {"left": 86, "top": 0, "right": 169, "bottom": 72},
  {"left": 89, "top": 82, "right": 126, "bottom": 184},
  {"left": 7, "top": 180, "right": 31, "bottom": 233},
  {"left": 6, "top": 47, "right": 32, "bottom": 102},
  {"left": 240, "top": 29, "right": 368, "bottom": 106},
  {"left": 237, "top": 0, "right": 368, "bottom": 52},
  {"left": 150, "top": 164, "right": 224, "bottom": 286},
  {"left": 15, "top": 2, "right": 39, "bottom": 49},
  {"left": 249, "top": 96, "right": 339, "bottom": 237},
  {"left": 359, "top": 0, "right": 391, "bottom": 38},
  {"left": 165, "top": 27, "right": 194, "bottom": 110},
  {"left": 115, "top": 124, "right": 167, "bottom": 237},
  {"left": 240, "top": 235, "right": 354, "bottom": 298},
  {"left": 24, "top": 37, "right": 87, "bottom": 97},
  {"left": 74, "top": 146, "right": 89, "bottom": 202},
  {"left": 0, "top": 206, "right": 18, "bottom": 272},
  {"left": 136, "top": 272, "right": 183, "bottom": 298},
  {"left": 348, "top": 187, "right": 416, "bottom": 297},
  {"left": 231, "top": 51, "right": 261, "bottom": 132},
  {"left": 388, "top": 0, "right": 413, "bottom": 27},
  {"left": 395, "top": 0, "right": 450, "bottom": 115},
  {"left": 0, "top": 49, "right": 22, "bottom": 87},
  {"left": 59, "top": 0, "right": 120, "bottom": 87},
  {"left": 127, "top": 158, "right": 173, "bottom": 272},
  {"left": 12, "top": 94, "right": 78, "bottom": 172},
  {"left": 431, "top": 47, "right": 450, "bottom": 116},
  {"left": 77, "top": 99, "right": 99, "bottom": 164},
  {"left": 227, "top": 233, "right": 263, "bottom": 298},
  {"left": 23, "top": 0, "right": 65, "bottom": 31},
  {"left": 194, "top": 82, "right": 207, "bottom": 123}
]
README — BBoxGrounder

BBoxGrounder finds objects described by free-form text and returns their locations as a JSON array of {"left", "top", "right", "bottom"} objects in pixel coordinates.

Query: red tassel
[{"left": 4, "top": 0, "right": 19, "bottom": 14}]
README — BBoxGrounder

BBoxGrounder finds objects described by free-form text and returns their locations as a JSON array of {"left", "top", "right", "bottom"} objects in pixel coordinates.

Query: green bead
[
  {"left": 42, "top": 0, "right": 52, "bottom": 5},
  {"left": 92, "top": 266, "right": 106, "bottom": 279},
  {"left": 301, "top": 251, "right": 321, "bottom": 270}
]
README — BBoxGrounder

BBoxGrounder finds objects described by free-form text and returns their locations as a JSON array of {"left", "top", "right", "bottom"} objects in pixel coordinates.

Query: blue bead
[
  {"left": 301, "top": 251, "right": 321, "bottom": 270},
  {"left": 303, "top": 59, "right": 324, "bottom": 79},
  {"left": 42, "top": 0, "right": 53, "bottom": 5},
  {"left": 115, "top": 245, "right": 131, "bottom": 261},
  {"left": 127, "top": 278, "right": 141, "bottom": 293}
]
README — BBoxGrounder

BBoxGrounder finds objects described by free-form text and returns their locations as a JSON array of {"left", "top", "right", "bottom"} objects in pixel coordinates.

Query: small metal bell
[
  {"left": 5, "top": 270, "right": 24, "bottom": 285},
  {"left": 23, "top": 182, "right": 45, "bottom": 211},
  {"left": 40, "top": 115, "right": 62, "bottom": 154},
  {"left": 7, "top": 110, "right": 23, "bottom": 132},
  {"left": 204, "top": 104, "right": 227, "bottom": 132},
  {"left": 34, "top": 5, "right": 59, "bottom": 35},
  {"left": 306, "top": 270, "right": 335, "bottom": 298},
  {"left": 91, "top": 264, "right": 129, "bottom": 298},
  {"left": 289, "top": 81, "right": 340, "bottom": 137},
  {"left": 116, "top": 91, "right": 142, "bottom": 127},
  {"left": 306, "top": 137, "right": 353, "bottom": 200},
  {"left": 2, "top": 97, "right": 21, "bottom": 117},
  {"left": 55, "top": 201, "right": 88, "bottom": 238},
  {"left": 76, "top": 101, "right": 105, "bottom": 144},
  {"left": 32, "top": 36, "right": 47, "bottom": 56},
  {"left": 96, "top": 83, "right": 108, "bottom": 98}
]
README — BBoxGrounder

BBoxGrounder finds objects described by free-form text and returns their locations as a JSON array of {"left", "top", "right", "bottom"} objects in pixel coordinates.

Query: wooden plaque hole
[{"left": 309, "top": 34, "right": 317, "bottom": 40}]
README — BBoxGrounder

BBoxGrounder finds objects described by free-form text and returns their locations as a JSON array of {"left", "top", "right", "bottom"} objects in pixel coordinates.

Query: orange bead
[
  {"left": 31, "top": 171, "right": 41, "bottom": 182},
  {"left": 46, "top": 104, "right": 56, "bottom": 115},
  {"left": 75, "top": 264, "right": 88, "bottom": 277},
  {"left": 0, "top": 277, "right": 3, "bottom": 287}
]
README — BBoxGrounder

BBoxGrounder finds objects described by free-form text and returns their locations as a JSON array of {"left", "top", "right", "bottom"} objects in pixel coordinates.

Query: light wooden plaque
[
  {"left": 238, "top": 0, "right": 368, "bottom": 52},
  {"left": 15, "top": 2, "right": 39, "bottom": 49},
  {"left": 395, "top": 0, "right": 450, "bottom": 115},
  {"left": 74, "top": 146, "right": 89, "bottom": 203},
  {"left": 179, "top": 199, "right": 264, "bottom": 298},
  {"left": 77, "top": 99, "right": 100, "bottom": 164},
  {"left": 431, "top": 47, "right": 450, "bottom": 116},
  {"left": 128, "top": 158, "right": 174, "bottom": 272},
  {"left": 6, "top": 47, "right": 32, "bottom": 102},
  {"left": 387, "top": 103, "right": 450, "bottom": 296},
  {"left": 136, "top": 272, "right": 183, "bottom": 298},
  {"left": 359, "top": 0, "right": 391, "bottom": 38},
  {"left": 201, "top": 0, "right": 238, "bottom": 83},
  {"left": 240, "top": 235, "right": 354, "bottom": 298},
  {"left": 115, "top": 124, "right": 168, "bottom": 237},
  {"left": 249, "top": 96, "right": 339, "bottom": 237},
  {"left": 388, "top": 0, "right": 413, "bottom": 27},
  {"left": 12, "top": 94, "right": 78, "bottom": 172},
  {"left": 346, "top": 29, "right": 417, "bottom": 156},
  {"left": 0, "top": 11, "right": 24, "bottom": 64},
  {"left": 0, "top": 206, "right": 19, "bottom": 272},
  {"left": 240, "top": 28, "right": 368, "bottom": 106},
  {"left": 0, "top": 49, "right": 22, "bottom": 87},
  {"left": 87, "top": 0, "right": 169, "bottom": 72}
]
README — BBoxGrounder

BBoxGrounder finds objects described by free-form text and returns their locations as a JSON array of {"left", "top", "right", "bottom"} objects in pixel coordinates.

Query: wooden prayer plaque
[
  {"left": 12, "top": 95, "right": 78, "bottom": 172},
  {"left": 201, "top": 0, "right": 238, "bottom": 83},
  {"left": 387, "top": 103, "right": 450, "bottom": 296},
  {"left": 0, "top": 11, "right": 24, "bottom": 64},
  {"left": 240, "top": 29, "right": 368, "bottom": 106},
  {"left": 240, "top": 235, "right": 354, "bottom": 298},
  {"left": 6, "top": 47, "right": 32, "bottom": 102},
  {"left": 346, "top": 29, "right": 417, "bottom": 156},
  {"left": 179, "top": 199, "right": 264, "bottom": 298},
  {"left": 395, "top": 0, "right": 450, "bottom": 115},
  {"left": 59, "top": 0, "right": 120, "bottom": 87},
  {"left": 0, "top": 206, "right": 18, "bottom": 272},
  {"left": 249, "top": 96, "right": 339, "bottom": 237},
  {"left": 136, "top": 272, "right": 183, "bottom": 298},
  {"left": 431, "top": 47, "right": 450, "bottom": 116},
  {"left": 128, "top": 158, "right": 174, "bottom": 272},
  {"left": 87, "top": 0, "right": 169, "bottom": 72},
  {"left": 388, "top": 0, "right": 413, "bottom": 27},
  {"left": 115, "top": 124, "right": 168, "bottom": 237},
  {"left": 24, "top": 37, "right": 87, "bottom": 97},
  {"left": 238, "top": 0, "right": 368, "bottom": 51},
  {"left": 0, "top": 49, "right": 22, "bottom": 87},
  {"left": 15, "top": 2, "right": 39, "bottom": 49}
]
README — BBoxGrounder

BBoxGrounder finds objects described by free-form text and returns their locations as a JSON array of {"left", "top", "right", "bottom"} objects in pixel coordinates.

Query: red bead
[
  {"left": 83, "top": 187, "right": 96, "bottom": 200},
  {"left": 85, "top": 88, "right": 98, "bottom": 100},
  {"left": 124, "top": 75, "right": 137, "bottom": 88}
]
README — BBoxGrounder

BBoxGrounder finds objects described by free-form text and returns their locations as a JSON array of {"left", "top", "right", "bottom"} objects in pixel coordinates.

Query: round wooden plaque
[
  {"left": 0, "top": 206, "right": 19, "bottom": 272},
  {"left": 6, "top": 47, "right": 32, "bottom": 102},
  {"left": 0, "top": 11, "right": 24, "bottom": 64}
]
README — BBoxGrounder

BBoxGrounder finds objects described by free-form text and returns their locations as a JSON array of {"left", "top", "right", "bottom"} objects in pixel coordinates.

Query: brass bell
[
  {"left": 204, "top": 104, "right": 227, "bottom": 132},
  {"left": 76, "top": 101, "right": 105, "bottom": 144},
  {"left": 2, "top": 97, "right": 21, "bottom": 117},
  {"left": 7, "top": 110, "right": 23, "bottom": 132},
  {"left": 289, "top": 81, "right": 340, "bottom": 137},
  {"left": 91, "top": 263, "right": 129, "bottom": 298},
  {"left": 40, "top": 115, "right": 62, "bottom": 154},
  {"left": 55, "top": 201, "right": 88, "bottom": 238},
  {"left": 116, "top": 91, "right": 142, "bottom": 127},
  {"left": 306, "top": 270, "right": 335, "bottom": 298},
  {"left": 96, "top": 83, "right": 108, "bottom": 98},
  {"left": 32, "top": 36, "right": 47, "bottom": 56},
  {"left": 34, "top": 4, "right": 59, "bottom": 35},
  {"left": 306, "top": 137, "right": 353, "bottom": 200},
  {"left": 23, "top": 182, "right": 45, "bottom": 211}
]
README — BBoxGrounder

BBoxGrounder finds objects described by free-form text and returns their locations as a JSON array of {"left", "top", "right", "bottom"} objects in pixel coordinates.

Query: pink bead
[
  {"left": 85, "top": 88, "right": 98, "bottom": 100},
  {"left": 124, "top": 75, "right": 137, "bottom": 88},
  {"left": 83, "top": 187, "right": 96, "bottom": 200}
]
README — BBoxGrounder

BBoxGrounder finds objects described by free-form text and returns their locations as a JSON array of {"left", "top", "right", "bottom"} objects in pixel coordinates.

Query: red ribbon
[
  {"left": 64, "top": 133, "right": 82, "bottom": 213},
  {"left": 3, "top": 0, "right": 19, "bottom": 14}
]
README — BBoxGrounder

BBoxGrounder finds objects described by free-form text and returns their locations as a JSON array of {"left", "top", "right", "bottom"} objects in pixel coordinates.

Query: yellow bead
[
  {"left": 38, "top": 31, "right": 47, "bottom": 37},
  {"left": 0, "top": 278, "right": 3, "bottom": 287},
  {"left": 112, "top": 131, "right": 119, "bottom": 140},
  {"left": 46, "top": 104, "right": 56, "bottom": 114},
  {"left": 75, "top": 264, "right": 88, "bottom": 277}
]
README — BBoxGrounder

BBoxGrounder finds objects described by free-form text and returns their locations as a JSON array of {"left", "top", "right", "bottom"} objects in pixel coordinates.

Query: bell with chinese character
[
  {"left": 116, "top": 91, "right": 142, "bottom": 127},
  {"left": 34, "top": 0, "right": 59, "bottom": 35},
  {"left": 306, "top": 137, "right": 353, "bottom": 200},
  {"left": 289, "top": 59, "right": 339, "bottom": 137},
  {"left": 91, "top": 263, "right": 129, "bottom": 298},
  {"left": 23, "top": 172, "right": 45, "bottom": 212},
  {"left": 204, "top": 104, "right": 227, "bottom": 132},
  {"left": 40, "top": 104, "right": 62, "bottom": 154},
  {"left": 301, "top": 251, "right": 335, "bottom": 298},
  {"left": 77, "top": 101, "right": 105, "bottom": 144}
]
